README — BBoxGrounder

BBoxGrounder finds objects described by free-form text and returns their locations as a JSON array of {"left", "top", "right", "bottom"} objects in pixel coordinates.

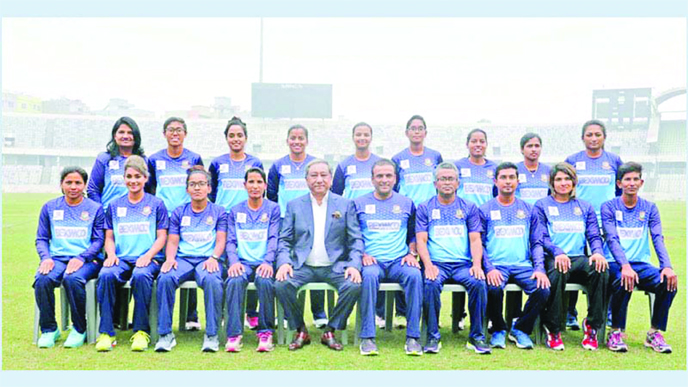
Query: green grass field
[{"left": 2, "top": 193, "right": 685, "bottom": 370}]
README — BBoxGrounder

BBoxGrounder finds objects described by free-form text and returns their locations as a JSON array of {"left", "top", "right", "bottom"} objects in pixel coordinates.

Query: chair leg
[
  {"left": 117, "top": 287, "right": 131, "bottom": 331},
  {"left": 326, "top": 289, "right": 335, "bottom": 317},
  {"left": 276, "top": 300, "right": 285, "bottom": 345},
  {"left": 452, "top": 292, "right": 462, "bottom": 334},
  {"left": 86, "top": 279, "right": 97, "bottom": 344},
  {"left": 149, "top": 281, "right": 158, "bottom": 343},
  {"left": 178, "top": 288, "right": 189, "bottom": 332},
  {"left": 354, "top": 301, "right": 361, "bottom": 346},
  {"left": 384, "top": 291, "right": 394, "bottom": 332},
  {"left": 33, "top": 303, "right": 40, "bottom": 344},
  {"left": 60, "top": 285, "right": 70, "bottom": 331}
]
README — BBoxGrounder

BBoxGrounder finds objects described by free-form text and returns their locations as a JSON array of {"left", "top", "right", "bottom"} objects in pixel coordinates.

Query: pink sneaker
[
  {"left": 581, "top": 318, "right": 598, "bottom": 351},
  {"left": 225, "top": 335, "right": 243, "bottom": 353},
  {"left": 245, "top": 316, "right": 259, "bottom": 330},
  {"left": 546, "top": 329, "right": 565, "bottom": 351},
  {"left": 645, "top": 331, "right": 672, "bottom": 353},
  {"left": 606, "top": 330, "right": 628, "bottom": 352},
  {"left": 256, "top": 331, "right": 275, "bottom": 352}
]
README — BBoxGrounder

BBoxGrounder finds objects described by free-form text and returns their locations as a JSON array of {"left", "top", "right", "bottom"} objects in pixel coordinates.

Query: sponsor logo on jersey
[
  {"left": 433, "top": 225, "right": 465, "bottom": 238},
  {"left": 578, "top": 175, "right": 612, "bottom": 186},
  {"left": 142, "top": 206, "right": 152, "bottom": 216},
  {"left": 181, "top": 231, "right": 214, "bottom": 243},
  {"left": 494, "top": 225, "right": 526, "bottom": 238},
  {"left": 349, "top": 178, "right": 373, "bottom": 191},
  {"left": 367, "top": 220, "right": 402, "bottom": 232},
  {"left": 463, "top": 183, "right": 492, "bottom": 195},
  {"left": 618, "top": 227, "right": 644, "bottom": 240},
  {"left": 221, "top": 179, "right": 244, "bottom": 190},
  {"left": 110, "top": 175, "right": 125, "bottom": 186},
  {"left": 519, "top": 188, "right": 548, "bottom": 200},
  {"left": 516, "top": 210, "right": 526, "bottom": 219},
  {"left": 573, "top": 207, "right": 582, "bottom": 216},
  {"left": 159, "top": 175, "right": 187, "bottom": 187},
  {"left": 117, "top": 222, "right": 150, "bottom": 235},
  {"left": 404, "top": 172, "right": 433, "bottom": 186},
  {"left": 551, "top": 221, "right": 585, "bottom": 234},
  {"left": 237, "top": 229, "right": 268, "bottom": 242},
  {"left": 80, "top": 211, "right": 90, "bottom": 221},
  {"left": 54, "top": 226, "right": 89, "bottom": 239},
  {"left": 284, "top": 179, "right": 308, "bottom": 191}
]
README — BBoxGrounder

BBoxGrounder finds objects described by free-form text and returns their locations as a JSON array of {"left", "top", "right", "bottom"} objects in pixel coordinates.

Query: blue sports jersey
[
  {"left": 480, "top": 198, "right": 543, "bottom": 272},
  {"left": 88, "top": 153, "right": 145, "bottom": 210},
  {"left": 267, "top": 154, "right": 316, "bottom": 217},
  {"left": 391, "top": 147, "right": 443, "bottom": 206},
  {"left": 331, "top": 153, "right": 382, "bottom": 199},
  {"left": 454, "top": 157, "right": 497, "bottom": 206},
  {"left": 105, "top": 193, "right": 168, "bottom": 262},
  {"left": 565, "top": 150, "right": 623, "bottom": 219},
  {"left": 169, "top": 202, "right": 227, "bottom": 259},
  {"left": 516, "top": 161, "right": 551, "bottom": 205},
  {"left": 148, "top": 148, "right": 204, "bottom": 215},
  {"left": 226, "top": 200, "right": 281, "bottom": 265},
  {"left": 601, "top": 197, "right": 672, "bottom": 268},
  {"left": 35, "top": 197, "right": 105, "bottom": 262},
  {"left": 209, "top": 154, "right": 264, "bottom": 212},
  {"left": 416, "top": 196, "right": 481, "bottom": 263},
  {"left": 533, "top": 196, "right": 603, "bottom": 260},
  {"left": 354, "top": 192, "right": 415, "bottom": 262}
]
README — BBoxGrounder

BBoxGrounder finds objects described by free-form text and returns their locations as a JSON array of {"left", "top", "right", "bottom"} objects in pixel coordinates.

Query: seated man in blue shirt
[
  {"left": 482, "top": 162, "right": 550, "bottom": 350},
  {"left": 602, "top": 162, "right": 678, "bottom": 353},
  {"left": 416, "top": 162, "right": 490, "bottom": 354}
]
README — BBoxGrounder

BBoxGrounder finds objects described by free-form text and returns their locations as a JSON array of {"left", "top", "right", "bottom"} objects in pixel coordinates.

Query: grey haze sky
[{"left": 2, "top": 17, "right": 685, "bottom": 123}]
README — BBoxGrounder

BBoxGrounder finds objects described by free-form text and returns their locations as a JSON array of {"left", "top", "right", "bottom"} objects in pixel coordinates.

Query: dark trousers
[
  {"left": 542, "top": 256, "right": 609, "bottom": 333},
  {"left": 275, "top": 265, "right": 360, "bottom": 331},
  {"left": 225, "top": 263, "right": 276, "bottom": 336},
  {"left": 609, "top": 262, "right": 676, "bottom": 331},
  {"left": 487, "top": 265, "right": 549, "bottom": 335}
]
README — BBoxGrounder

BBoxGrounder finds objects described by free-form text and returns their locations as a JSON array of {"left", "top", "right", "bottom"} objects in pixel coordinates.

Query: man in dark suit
[{"left": 275, "top": 159, "right": 363, "bottom": 351}]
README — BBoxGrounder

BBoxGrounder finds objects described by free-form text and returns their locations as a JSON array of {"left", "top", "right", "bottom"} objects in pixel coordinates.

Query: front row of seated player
[{"left": 34, "top": 157, "right": 677, "bottom": 355}]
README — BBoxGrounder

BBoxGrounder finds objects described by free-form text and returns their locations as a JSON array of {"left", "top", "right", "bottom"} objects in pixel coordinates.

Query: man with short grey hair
[{"left": 275, "top": 159, "right": 363, "bottom": 351}]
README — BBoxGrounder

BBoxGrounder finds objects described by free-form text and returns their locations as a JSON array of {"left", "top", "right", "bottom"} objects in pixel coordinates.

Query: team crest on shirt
[
  {"left": 573, "top": 207, "right": 582, "bottom": 216},
  {"left": 392, "top": 205, "right": 401, "bottom": 214},
  {"left": 206, "top": 216, "right": 214, "bottom": 225},
  {"left": 541, "top": 174, "right": 548, "bottom": 182},
  {"left": 516, "top": 210, "right": 526, "bottom": 219},
  {"left": 639, "top": 211, "right": 646, "bottom": 221},
  {"left": 602, "top": 161, "right": 611, "bottom": 170},
  {"left": 424, "top": 158, "right": 433, "bottom": 167},
  {"left": 486, "top": 169, "right": 494, "bottom": 178},
  {"left": 181, "top": 160, "right": 190, "bottom": 169},
  {"left": 142, "top": 206, "right": 152, "bottom": 216},
  {"left": 455, "top": 209, "right": 464, "bottom": 219},
  {"left": 260, "top": 213, "right": 269, "bottom": 222},
  {"left": 80, "top": 211, "right": 90, "bottom": 221}
]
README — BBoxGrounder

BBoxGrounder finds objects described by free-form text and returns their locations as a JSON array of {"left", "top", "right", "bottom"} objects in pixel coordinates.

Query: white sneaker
[
  {"left": 314, "top": 318, "right": 328, "bottom": 329},
  {"left": 185, "top": 321, "right": 202, "bottom": 331},
  {"left": 375, "top": 315, "right": 386, "bottom": 329}
]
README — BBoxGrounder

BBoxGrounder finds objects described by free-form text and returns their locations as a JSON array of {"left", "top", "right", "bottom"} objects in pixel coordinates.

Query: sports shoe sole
[
  {"left": 360, "top": 348, "right": 379, "bottom": 356},
  {"left": 96, "top": 340, "right": 117, "bottom": 352},
  {"left": 155, "top": 338, "right": 177, "bottom": 352},
  {"left": 423, "top": 342, "right": 442, "bottom": 354},
  {"left": 466, "top": 342, "right": 491, "bottom": 354},
  {"left": 607, "top": 345, "right": 628, "bottom": 353},
  {"left": 644, "top": 342, "right": 672, "bottom": 353},
  {"left": 508, "top": 334, "right": 533, "bottom": 349}
]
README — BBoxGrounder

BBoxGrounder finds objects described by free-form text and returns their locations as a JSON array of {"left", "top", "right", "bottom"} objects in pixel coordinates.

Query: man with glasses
[
  {"left": 416, "top": 162, "right": 491, "bottom": 354},
  {"left": 147, "top": 117, "right": 205, "bottom": 330}
]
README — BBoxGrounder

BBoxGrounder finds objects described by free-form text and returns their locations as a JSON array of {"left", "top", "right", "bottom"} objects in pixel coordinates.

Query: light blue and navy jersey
[
  {"left": 565, "top": 150, "right": 623, "bottom": 220},
  {"left": 331, "top": 154, "right": 382, "bottom": 199},
  {"left": 391, "top": 147, "right": 443, "bottom": 206},
  {"left": 354, "top": 192, "right": 415, "bottom": 263},
  {"left": 169, "top": 202, "right": 227, "bottom": 260},
  {"left": 35, "top": 197, "right": 105, "bottom": 263},
  {"left": 267, "top": 154, "right": 316, "bottom": 217},
  {"left": 88, "top": 152, "right": 146, "bottom": 210},
  {"left": 226, "top": 200, "right": 281, "bottom": 266},
  {"left": 105, "top": 193, "right": 168, "bottom": 262},
  {"left": 533, "top": 196, "right": 603, "bottom": 261},
  {"left": 147, "top": 148, "right": 204, "bottom": 216},
  {"left": 479, "top": 198, "right": 543, "bottom": 272},
  {"left": 454, "top": 157, "right": 497, "bottom": 206},
  {"left": 209, "top": 153, "right": 263, "bottom": 212},
  {"left": 516, "top": 161, "right": 551, "bottom": 205},
  {"left": 601, "top": 197, "right": 672, "bottom": 268},
  {"left": 416, "top": 196, "right": 481, "bottom": 263}
]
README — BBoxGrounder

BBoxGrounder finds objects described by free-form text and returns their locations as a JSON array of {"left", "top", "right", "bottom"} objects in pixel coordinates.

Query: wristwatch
[{"left": 210, "top": 255, "right": 220, "bottom": 260}]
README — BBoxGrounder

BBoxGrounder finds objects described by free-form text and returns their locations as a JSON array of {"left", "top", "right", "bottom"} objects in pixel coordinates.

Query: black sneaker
[
  {"left": 423, "top": 338, "right": 442, "bottom": 354},
  {"left": 359, "top": 338, "right": 379, "bottom": 356},
  {"left": 466, "top": 336, "right": 492, "bottom": 354}
]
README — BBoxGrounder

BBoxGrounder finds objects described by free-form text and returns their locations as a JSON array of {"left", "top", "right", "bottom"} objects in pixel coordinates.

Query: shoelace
[
  {"left": 651, "top": 332, "right": 667, "bottom": 346},
  {"left": 257, "top": 332, "right": 271, "bottom": 341}
]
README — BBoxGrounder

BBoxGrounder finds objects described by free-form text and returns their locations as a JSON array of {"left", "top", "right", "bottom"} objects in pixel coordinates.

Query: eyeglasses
[
  {"left": 436, "top": 177, "right": 457, "bottom": 182},
  {"left": 407, "top": 126, "right": 426, "bottom": 132},
  {"left": 188, "top": 181, "right": 208, "bottom": 188},
  {"left": 166, "top": 128, "right": 185, "bottom": 134}
]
